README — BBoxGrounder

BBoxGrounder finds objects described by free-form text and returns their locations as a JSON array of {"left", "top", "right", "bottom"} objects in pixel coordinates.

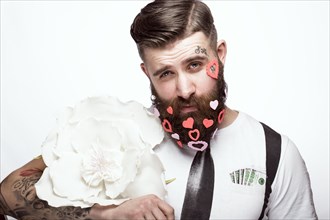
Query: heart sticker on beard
[
  {"left": 210, "top": 100, "right": 219, "bottom": 110},
  {"left": 206, "top": 59, "right": 219, "bottom": 79},
  {"left": 166, "top": 106, "right": 173, "bottom": 115},
  {"left": 162, "top": 119, "right": 173, "bottom": 133},
  {"left": 153, "top": 107, "right": 160, "bottom": 117},
  {"left": 188, "top": 129, "right": 200, "bottom": 141},
  {"left": 218, "top": 109, "right": 225, "bottom": 124},
  {"left": 203, "top": 119, "right": 214, "bottom": 128},
  {"left": 171, "top": 133, "right": 180, "bottom": 140},
  {"left": 187, "top": 141, "right": 208, "bottom": 151},
  {"left": 182, "top": 117, "right": 194, "bottom": 129},
  {"left": 176, "top": 141, "right": 183, "bottom": 148}
]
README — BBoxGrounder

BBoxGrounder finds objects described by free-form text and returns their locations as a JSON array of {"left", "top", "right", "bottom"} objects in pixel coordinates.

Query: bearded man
[{"left": 0, "top": 0, "right": 317, "bottom": 219}]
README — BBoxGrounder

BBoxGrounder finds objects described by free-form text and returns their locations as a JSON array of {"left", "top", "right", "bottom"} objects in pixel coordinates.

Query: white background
[{"left": 1, "top": 1, "right": 329, "bottom": 219}]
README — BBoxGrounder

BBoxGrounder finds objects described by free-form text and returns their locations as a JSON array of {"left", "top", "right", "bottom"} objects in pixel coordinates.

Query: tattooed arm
[
  {"left": 0, "top": 158, "right": 174, "bottom": 220},
  {"left": 0, "top": 158, "right": 92, "bottom": 220}
]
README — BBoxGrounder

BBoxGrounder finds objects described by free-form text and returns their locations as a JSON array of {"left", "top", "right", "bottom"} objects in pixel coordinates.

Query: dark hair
[{"left": 130, "top": 0, "right": 218, "bottom": 59}]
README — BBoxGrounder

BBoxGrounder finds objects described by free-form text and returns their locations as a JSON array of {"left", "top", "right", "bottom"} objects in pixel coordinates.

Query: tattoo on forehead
[{"left": 195, "top": 46, "right": 208, "bottom": 56}]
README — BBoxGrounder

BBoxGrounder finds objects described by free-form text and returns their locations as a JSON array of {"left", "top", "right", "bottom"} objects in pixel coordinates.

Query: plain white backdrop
[{"left": 1, "top": 1, "right": 329, "bottom": 219}]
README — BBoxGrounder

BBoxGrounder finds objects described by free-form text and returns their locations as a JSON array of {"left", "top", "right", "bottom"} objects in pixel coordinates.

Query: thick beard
[{"left": 151, "top": 60, "right": 227, "bottom": 148}]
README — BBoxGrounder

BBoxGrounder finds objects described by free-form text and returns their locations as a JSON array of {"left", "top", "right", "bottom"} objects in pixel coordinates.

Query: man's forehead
[{"left": 144, "top": 32, "right": 211, "bottom": 66}]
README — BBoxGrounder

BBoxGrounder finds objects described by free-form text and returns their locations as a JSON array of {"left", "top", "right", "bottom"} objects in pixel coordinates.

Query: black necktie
[{"left": 181, "top": 147, "right": 215, "bottom": 220}]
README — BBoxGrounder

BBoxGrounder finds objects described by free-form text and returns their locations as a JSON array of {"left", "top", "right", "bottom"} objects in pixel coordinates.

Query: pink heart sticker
[
  {"left": 182, "top": 117, "right": 194, "bottom": 129},
  {"left": 166, "top": 106, "right": 173, "bottom": 115},
  {"left": 203, "top": 119, "right": 214, "bottom": 128},
  {"left": 171, "top": 133, "right": 180, "bottom": 140},
  {"left": 187, "top": 141, "right": 208, "bottom": 151},
  {"left": 188, "top": 129, "right": 200, "bottom": 141},
  {"left": 210, "top": 100, "right": 219, "bottom": 110},
  {"left": 153, "top": 107, "right": 160, "bottom": 117},
  {"left": 162, "top": 119, "right": 172, "bottom": 133},
  {"left": 206, "top": 59, "right": 219, "bottom": 79}
]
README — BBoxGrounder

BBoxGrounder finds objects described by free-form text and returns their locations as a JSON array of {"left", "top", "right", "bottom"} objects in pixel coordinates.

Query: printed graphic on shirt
[{"left": 229, "top": 168, "right": 266, "bottom": 186}]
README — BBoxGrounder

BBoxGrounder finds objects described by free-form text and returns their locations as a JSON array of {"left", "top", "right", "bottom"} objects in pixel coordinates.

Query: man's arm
[
  {"left": 0, "top": 157, "right": 174, "bottom": 220},
  {"left": 0, "top": 158, "right": 93, "bottom": 220}
]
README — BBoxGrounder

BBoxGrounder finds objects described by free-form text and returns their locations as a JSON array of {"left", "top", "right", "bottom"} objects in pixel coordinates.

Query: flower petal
[
  {"left": 69, "top": 96, "right": 164, "bottom": 147},
  {"left": 71, "top": 118, "right": 122, "bottom": 153},
  {"left": 49, "top": 152, "right": 100, "bottom": 201},
  {"left": 123, "top": 149, "right": 167, "bottom": 199},
  {"left": 104, "top": 149, "right": 140, "bottom": 199},
  {"left": 35, "top": 167, "right": 90, "bottom": 208},
  {"left": 81, "top": 147, "right": 124, "bottom": 187}
]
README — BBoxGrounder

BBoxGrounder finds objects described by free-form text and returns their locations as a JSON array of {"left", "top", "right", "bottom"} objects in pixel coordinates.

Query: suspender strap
[{"left": 258, "top": 122, "right": 281, "bottom": 220}]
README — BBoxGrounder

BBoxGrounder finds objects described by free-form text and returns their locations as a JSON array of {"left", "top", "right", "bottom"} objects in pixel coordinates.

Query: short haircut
[{"left": 130, "top": 0, "right": 218, "bottom": 60}]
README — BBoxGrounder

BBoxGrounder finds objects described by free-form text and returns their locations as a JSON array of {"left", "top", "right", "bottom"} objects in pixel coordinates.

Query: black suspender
[{"left": 258, "top": 122, "right": 282, "bottom": 219}]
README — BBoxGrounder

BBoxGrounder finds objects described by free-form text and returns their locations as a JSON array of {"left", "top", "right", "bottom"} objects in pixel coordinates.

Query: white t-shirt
[{"left": 155, "top": 112, "right": 317, "bottom": 219}]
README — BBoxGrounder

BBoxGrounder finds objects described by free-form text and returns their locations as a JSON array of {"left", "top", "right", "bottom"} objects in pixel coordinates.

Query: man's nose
[{"left": 176, "top": 73, "right": 195, "bottom": 100}]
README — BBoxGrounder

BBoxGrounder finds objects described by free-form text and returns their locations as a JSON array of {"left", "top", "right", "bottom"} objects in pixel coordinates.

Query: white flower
[{"left": 35, "top": 96, "right": 166, "bottom": 208}]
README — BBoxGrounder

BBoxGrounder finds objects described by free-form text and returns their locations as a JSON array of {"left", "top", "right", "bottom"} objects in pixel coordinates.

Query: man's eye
[
  {"left": 189, "top": 62, "right": 201, "bottom": 70},
  {"left": 160, "top": 71, "right": 171, "bottom": 79}
]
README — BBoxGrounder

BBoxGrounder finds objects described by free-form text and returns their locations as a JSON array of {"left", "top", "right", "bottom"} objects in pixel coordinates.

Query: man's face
[{"left": 141, "top": 32, "right": 226, "bottom": 151}]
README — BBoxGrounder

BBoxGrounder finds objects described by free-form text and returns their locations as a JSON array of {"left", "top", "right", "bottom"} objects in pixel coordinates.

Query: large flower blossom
[{"left": 35, "top": 96, "right": 166, "bottom": 208}]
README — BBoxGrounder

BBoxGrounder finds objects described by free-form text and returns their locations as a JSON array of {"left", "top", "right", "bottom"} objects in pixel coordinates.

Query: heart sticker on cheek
[
  {"left": 187, "top": 141, "right": 208, "bottom": 151},
  {"left": 166, "top": 106, "right": 173, "bottom": 115},
  {"left": 203, "top": 119, "right": 214, "bottom": 128},
  {"left": 206, "top": 59, "right": 219, "bottom": 79},
  {"left": 162, "top": 119, "right": 173, "bottom": 133},
  {"left": 182, "top": 117, "right": 194, "bottom": 129},
  {"left": 188, "top": 129, "right": 200, "bottom": 141}
]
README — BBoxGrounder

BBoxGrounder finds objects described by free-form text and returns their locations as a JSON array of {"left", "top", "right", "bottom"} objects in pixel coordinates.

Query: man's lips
[{"left": 180, "top": 105, "right": 198, "bottom": 114}]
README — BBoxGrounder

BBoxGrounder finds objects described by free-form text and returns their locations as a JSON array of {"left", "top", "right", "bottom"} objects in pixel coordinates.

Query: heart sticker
[
  {"left": 153, "top": 107, "right": 160, "bottom": 117},
  {"left": 203, "top": 119, "right": 214, "bottom": 128},
  {"left": 206, "top": 59, "right": 219, "bottom": 79},
  {"left": 182, "top": 117, "right": 194, "bottom": 129},
  {"left": 187, "top": 141, "right": 208, "bottom": 151},
  {"left": 188, "top": 129, "right": 200, "bottom": 141},
  {"left": 176, "top": 141, "right": 183, "bottom": 148},
  {"left": 171, "top": 133, "right": 180, "bottom": 140},
  {"left": 218, "top": 109, "right": 225, "bottom": 124},
  {"left": 166, "top": 106, "right": 173, "bottom": 115},
  {"left": 210, "top": 100, "right": 219, "bottom": 110},
  {"left": 162, "top": 119, "right": 173, "bottom": 133}
]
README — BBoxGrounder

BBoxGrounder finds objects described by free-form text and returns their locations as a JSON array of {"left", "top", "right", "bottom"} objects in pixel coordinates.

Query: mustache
[{"left": 169, "top": 96, "right": 200, "bottom": 112}]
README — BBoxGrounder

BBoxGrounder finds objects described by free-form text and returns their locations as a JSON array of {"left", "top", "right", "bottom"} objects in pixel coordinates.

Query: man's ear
[
  {"left": 217, "top": 40, "right": 227, "bottom": 65},
  {"left": 140, "top": 63, "right": 150, "bottom": 78}
]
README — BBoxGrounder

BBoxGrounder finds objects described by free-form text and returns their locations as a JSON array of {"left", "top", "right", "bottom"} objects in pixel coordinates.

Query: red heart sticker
[
  {"left": 162, "top": 119, "right": 173, "bottom": 132},
  {"left": 188, "top": 129, "right": 200, "bottom": 141},
  {"left": 166, "top": 106, "right": 173, "bottom": 115},
  {"left": 203, "top": 119, "right": 214, "bottom": 128},
  {"left": 176, "top": 141, "right": 183, "bottom": 148},
  {"left": 218, "top": 109, "right": 225, "bottom": 124},
  {"left": 182, "top": 117, "right": 194, "bottom": 129},
  {"left": 206, "top": 59, "right": 219, "bottom": 79}
]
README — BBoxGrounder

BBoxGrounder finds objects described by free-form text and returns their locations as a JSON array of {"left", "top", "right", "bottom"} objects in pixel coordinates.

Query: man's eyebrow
[
  {"left": 151, "top": 55, "right": 208, "bottom": 77},
  {"left": 183, "top": 55, "right": 208, "bottom": 65},
  {"left": 152, "top": 65, "right": 171, "bottom": 77}
]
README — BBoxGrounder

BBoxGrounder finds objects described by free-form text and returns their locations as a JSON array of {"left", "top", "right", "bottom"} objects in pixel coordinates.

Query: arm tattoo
[
  {"left": 195, "top": 45, "right": 208, "bottom": 56},
  {"left": 1, "top": 182, "right": 16, "bottom": 217},
  {"left": 1, "top": 169, "right": 92, "bottom": 220}
]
